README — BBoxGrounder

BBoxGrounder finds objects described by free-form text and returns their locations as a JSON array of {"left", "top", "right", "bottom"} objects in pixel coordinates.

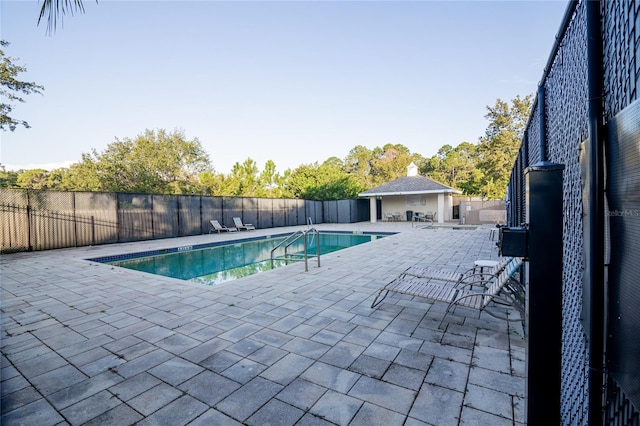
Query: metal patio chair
[
  {"left": 233, "top": 217, "right": 256, "bottom": 231},
  {"left": 209, "top": 219, "right": 237, "bottom": 233},
  {"left": 402, "top": 257, "right": 510, "bottom": 287},
  {"left": 371, "top": 257, "right": 524, "bottom": 325}
]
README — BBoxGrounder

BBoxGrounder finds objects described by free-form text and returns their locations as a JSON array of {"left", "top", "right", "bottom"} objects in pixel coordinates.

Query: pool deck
[{"left": 1, "top": 222, "right": 525, "bottom": 426}]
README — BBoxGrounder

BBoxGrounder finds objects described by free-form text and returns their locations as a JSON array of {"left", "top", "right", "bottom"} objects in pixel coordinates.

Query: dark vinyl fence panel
[
  {"left": 306, "top": 200, "right": 322, "bottom": 225},
  {"left": 242, "top": 198, "right": 259, "bottom": 228},
  {"left": 285, "top": 198, "right": 298, "bottom": 226},
  {"left": 337, "top": 200, "right": 351, "bottom": 223},
  {"left": 201, "top": 197, "right": 223, "bottom": 233},
  {"left": 606, "top": 107, "right": 640, "bottom": 422},
  {"left": 295, "top": 199, "right": 306, "bottom": 226},
  {"left": 75, "top": 192, "right": 118, "bottom": 245},
  {"left": 178, "top": 195, "right": 201, "bottom": 236},
  {"left": 152, "top": 194, "right": 178, "bottom": 239},
  {"left": 118, "top": 193, "right": 153, "bottom": 242},
  {"left": 272, "top": 198, "right": 286, "bottom": 228},
  {"left": 323, "top": 200, "right": 338, "bottom": 223},
  {"left": 28, "top": 191, "right": 74, "bottom": 251},
  {"left": 0, "top": 190, "right": 29, "bottom": 252},
  {"left": 257, "top": 198, "right": 274, "bottom": 229},
  {"left": 601, "top": 2, "right": 640, "bottom": 423},
  {"left": 0, "top": 189, "right": 369, "bottom": 253},
  {"left": 222, "top": 197, "right": 242, "bottom": 228}
]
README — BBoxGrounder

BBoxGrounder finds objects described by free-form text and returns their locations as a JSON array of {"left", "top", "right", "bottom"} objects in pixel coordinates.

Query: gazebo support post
[{"left": 369, "top": 197, "right": 377, "bottom": 223}]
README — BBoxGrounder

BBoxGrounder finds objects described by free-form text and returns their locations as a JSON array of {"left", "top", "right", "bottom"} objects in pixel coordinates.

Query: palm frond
[{"left": 38, "top": 0, "right": 86, "bottom": 34}]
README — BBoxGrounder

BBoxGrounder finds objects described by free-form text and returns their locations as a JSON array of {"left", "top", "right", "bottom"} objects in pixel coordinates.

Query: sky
[{"left": 0, "top": 0, "right": 568, "bottom": 175}]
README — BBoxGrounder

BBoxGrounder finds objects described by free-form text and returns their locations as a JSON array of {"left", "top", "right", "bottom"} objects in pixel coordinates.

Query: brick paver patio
[{"left": 1, "top": 222, "right": 525, "bottom": 425}]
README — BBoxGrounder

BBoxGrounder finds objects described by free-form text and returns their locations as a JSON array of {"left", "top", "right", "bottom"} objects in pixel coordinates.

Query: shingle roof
[{"left": 358, "top": 175, "right": 461, "bottom": 196}]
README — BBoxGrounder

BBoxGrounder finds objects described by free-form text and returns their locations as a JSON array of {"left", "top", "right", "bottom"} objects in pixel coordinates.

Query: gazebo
[{"left": 359, "top": 162, "right": 461, "bottom": 224}]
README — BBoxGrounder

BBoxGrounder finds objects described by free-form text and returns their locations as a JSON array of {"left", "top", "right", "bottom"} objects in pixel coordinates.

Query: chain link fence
[{"left": 507, "top": 1, "right": 640, "bottom": 424}]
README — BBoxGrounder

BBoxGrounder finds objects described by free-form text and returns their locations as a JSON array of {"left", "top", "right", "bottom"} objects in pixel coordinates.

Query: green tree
[
  {"left": 198, "top": 170, "right": 227, "bottom": 196},
  {"left": 284, "top": 160, "right": 364, "bottom": 200},
  {"left": 476, "top": 95, "right": 532, "bottom": 198},
  {"left": 482, "top": 95, "right": 531, "bottom": 140},
  {"left": 198, "top": 159, "right": 286, "bottom": 197},
  {"left": 258, "top": 160, "right": 285, "bottom": 198},
  {"left": 69, "top": 129, "right": 212, "bottom": 194},
  {"left": 1, "top": 41, "right": 45, "bottom": 131},
  {"left": 16, "top": 168, "right": 50, "bottom": 189},
  {"left": 0, "top": 165, "right": 19, "bottom": 188},
  {"left": 44, "top": 167, "right": 75, "bottom": 190},
  {"left": 59, "top": 153, "right": 102, "bottom": 191},
  {"left": 369, "top": 143, "right": 421, "bottom": 186},
  {"left": 344, "top": 145, "right": 374, "bottom": 188},
  {"left": 421, "top": 142, "right": 481, "bottom": 194},
  {"left": 224, "top": 158, "right": 260, "bottom": 196},
  {"left": 421, "top": 144, "right": 453, "bottom": 184}
]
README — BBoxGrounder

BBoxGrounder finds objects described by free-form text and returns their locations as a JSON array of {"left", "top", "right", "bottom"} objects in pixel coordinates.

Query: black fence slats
[
  {"left": 272, "top": 198, "right": 286, "bottom": 228},
  {"left": 222, "top": 196, "right": 242, "bottom": 229},
  {"left": 242, "top": 198, "right": 259, "bottom": 229},
  {"left": 178, "top": 195, "right": 202, "bottom": 236},
  {"left": 0, "top": 189, "right": 369, "bottom": 253},
  {"left": 201, "top": 196, "right": 223, "bottom": 232},
  {"left": 506, "top": 1, "right": 640, "bottom": 424},
  {"left": 257, "top": 198, "right": 274, "bottom": 229}
]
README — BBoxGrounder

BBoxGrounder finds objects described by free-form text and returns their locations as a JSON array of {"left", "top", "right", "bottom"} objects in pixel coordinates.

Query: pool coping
[{"left": 86, "top": 230, "right": 397, "bottom": 263}]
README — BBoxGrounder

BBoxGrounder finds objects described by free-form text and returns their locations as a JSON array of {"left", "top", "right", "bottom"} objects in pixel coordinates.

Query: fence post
[
  {"left": 72, "top": 192, "right": 78, "bottom": 247},
  {"left": 116, "top": 193, "right": 121, "bottom": 243},
  {"left": 91, "top": 216, "right": 95, "bottom": 246},
  {"left": 177, "top": 196, "right": 181, "bottom": 237},
  {"left": 525, "top": 162, "right": 565, "bottom": 425},
  {"left": 586, "top": 0, "right": 605, "bottom": 421},
  {"left": 26, "top": 204, "right": 33, "bottom": 252}
]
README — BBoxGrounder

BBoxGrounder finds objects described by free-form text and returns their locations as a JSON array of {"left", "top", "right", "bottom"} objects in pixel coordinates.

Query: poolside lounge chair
[
  {"left": 233, "top": 217, "right": 255, "bottom": 231},
  {"left": 371, "top": 257, "right": 524, "bottom": 324},
  {"left": 209, "top": 220, "right": 237, "bottom": 233},
  {"left": 402, "top": 257, "right": 510, "bottom": 287}
]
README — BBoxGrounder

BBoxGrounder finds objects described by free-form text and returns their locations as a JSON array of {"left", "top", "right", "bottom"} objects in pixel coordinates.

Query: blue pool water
[{"left": 92, "top": 232, "right": 389, "bottom": 285}]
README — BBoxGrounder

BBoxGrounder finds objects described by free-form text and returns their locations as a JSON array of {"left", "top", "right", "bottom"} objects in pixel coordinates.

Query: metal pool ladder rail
[{"left": 270, "top": 228, "right": 321, "bottom": 272}]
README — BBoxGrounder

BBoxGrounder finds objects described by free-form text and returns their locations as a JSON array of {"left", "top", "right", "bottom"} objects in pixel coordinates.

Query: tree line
[
  {"left": 0, "top": 95, "right": 531, "bottom": 200},
  {"left": 3, "top": 5, "right": 531, "bottom": 201},
  {"left": 2, "top": 28, "right": 531, "bottom": 201}
]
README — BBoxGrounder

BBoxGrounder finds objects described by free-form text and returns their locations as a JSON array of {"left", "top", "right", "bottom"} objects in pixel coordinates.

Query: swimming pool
[{"left": 91, "top": 231, "right": 391, "bottom": 285}]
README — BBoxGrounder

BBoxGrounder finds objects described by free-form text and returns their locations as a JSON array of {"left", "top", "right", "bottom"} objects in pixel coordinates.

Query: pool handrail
[{"left": 270, "top": 228, "right": 320, "bottom": 272}]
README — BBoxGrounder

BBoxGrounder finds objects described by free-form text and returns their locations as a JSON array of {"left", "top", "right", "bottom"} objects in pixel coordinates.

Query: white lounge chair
[
  {"left": 233, "top": 217, "right": 255, "bottom": 231},
  {"left": 209, "top": 220, "right": 237, "bottom": 233},
  {"left": 403, "top": 257, "right": 510, "bottom": 287},
  {"left": 371, "top": 257, "right": 524, "bottom": 325}
]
